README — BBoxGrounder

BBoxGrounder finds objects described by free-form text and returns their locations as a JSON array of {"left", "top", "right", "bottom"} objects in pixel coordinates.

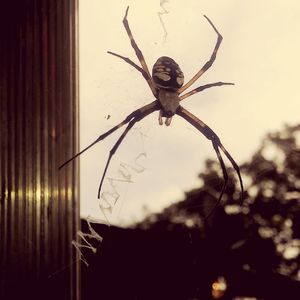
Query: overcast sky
[{"left": 79, "top": 0, "right": 300, "bottom": 225}]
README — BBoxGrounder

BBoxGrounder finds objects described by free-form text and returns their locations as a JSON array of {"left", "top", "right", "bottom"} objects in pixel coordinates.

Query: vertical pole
[{"left": 0, "top": 0, "right": 80, "bottom": 299}]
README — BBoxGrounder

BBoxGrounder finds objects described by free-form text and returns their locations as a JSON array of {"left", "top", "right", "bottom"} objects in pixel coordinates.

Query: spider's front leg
[
  {"left": 178, "top": 15, "right": 223, "bottom": 94},
  {"left": 176, "top": 106, "right": 243, "bottom": 213},
  {"left": 107, "top": 7, "right": 158, "bottom": 98}
]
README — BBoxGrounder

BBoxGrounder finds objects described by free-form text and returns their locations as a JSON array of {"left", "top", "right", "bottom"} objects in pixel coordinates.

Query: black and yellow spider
[{"left": 60, "top": 7, "right": 243, "bottom": 208}]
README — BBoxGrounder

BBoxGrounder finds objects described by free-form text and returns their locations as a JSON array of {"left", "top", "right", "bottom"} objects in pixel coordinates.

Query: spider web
[{"left": 158, "top": 0, "right": 170, "bottom": 42}]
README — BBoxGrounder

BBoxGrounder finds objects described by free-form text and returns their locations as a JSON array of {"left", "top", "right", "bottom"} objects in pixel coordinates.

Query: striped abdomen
[{"left": 152, "top": 56, "right": 184, "bottom": 91}]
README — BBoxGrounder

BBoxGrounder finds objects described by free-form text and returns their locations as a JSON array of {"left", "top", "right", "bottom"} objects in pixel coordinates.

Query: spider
[{"left": 60, "top": 7, "right": 243, "bottom": 210}]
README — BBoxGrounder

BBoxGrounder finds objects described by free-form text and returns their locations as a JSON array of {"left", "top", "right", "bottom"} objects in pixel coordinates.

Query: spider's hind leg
[
  {"left": 204, "top": 142, "right": 229, "bottom": 219},
  {"left": 176, "top": 106, "right": 244, "bottom": 216},
  {"left": 98, "top": 119, "right": 137, "bottom": 198},
  {"left": 97, "top": 101, "right": 159, "bottom": 198}
]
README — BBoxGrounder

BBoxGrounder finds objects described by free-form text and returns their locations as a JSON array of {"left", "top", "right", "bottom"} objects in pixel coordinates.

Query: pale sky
[{"left": 79, "top": 0, "right": 300, "bottom": 225}]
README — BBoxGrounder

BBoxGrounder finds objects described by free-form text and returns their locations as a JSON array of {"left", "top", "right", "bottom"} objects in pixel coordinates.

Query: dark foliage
[
  {"left": 139, "top": 124, "right": 300, "bottom": 278},
  {"left": 81, "top": 124, "right": 300, "bottom": 299}
]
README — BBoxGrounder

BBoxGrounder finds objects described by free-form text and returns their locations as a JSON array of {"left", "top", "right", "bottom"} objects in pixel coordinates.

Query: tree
[
  {"left": 81, "top": 124, "right": 300, "bottom": 299},
  {"left": 136, "top": 124, "right": 300, "bottom": 298}
]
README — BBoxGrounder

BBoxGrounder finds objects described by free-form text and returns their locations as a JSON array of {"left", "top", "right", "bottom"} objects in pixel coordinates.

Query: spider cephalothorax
[{"left": 60, "top": 6, "right": 243, "bottom": 216}]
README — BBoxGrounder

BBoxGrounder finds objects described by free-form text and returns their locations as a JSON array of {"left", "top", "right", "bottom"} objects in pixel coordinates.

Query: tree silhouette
[
  {"left": 81, "top": 124, "right": 300, "bottom": 299},
  {"left": 135, "top": 123, "right": 300, "bottom": 298}
]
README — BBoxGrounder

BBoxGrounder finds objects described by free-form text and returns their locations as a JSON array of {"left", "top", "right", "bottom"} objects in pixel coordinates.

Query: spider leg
[
  {"left": 176, "top": 106, "right": 243, "bottom": 207},
  {"left": 178, "top": 15, "right": 223, "bottom": 94},
  {"left": 122, "top": 6, "right": 157, "bottom": 97},
  {"left": 205, "top": 143, "right": 228, "bottom": 219},
  {"left": 179, "top": 82, "right": 234, "bottom": 101},
  {"left": 59, "top": 101, "right": 159, "bottom": 170},
  {"left": 107, "top": 51, "right": 157, "bottom": 98},
  {"left": 98, "top": 103, "right": 158, "bottom": 198}
]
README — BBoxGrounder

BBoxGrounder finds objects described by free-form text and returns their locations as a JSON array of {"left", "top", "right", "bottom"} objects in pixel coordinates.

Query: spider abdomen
[{"left": 152, "top": 56, "right": 184, "bottom": 90}]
